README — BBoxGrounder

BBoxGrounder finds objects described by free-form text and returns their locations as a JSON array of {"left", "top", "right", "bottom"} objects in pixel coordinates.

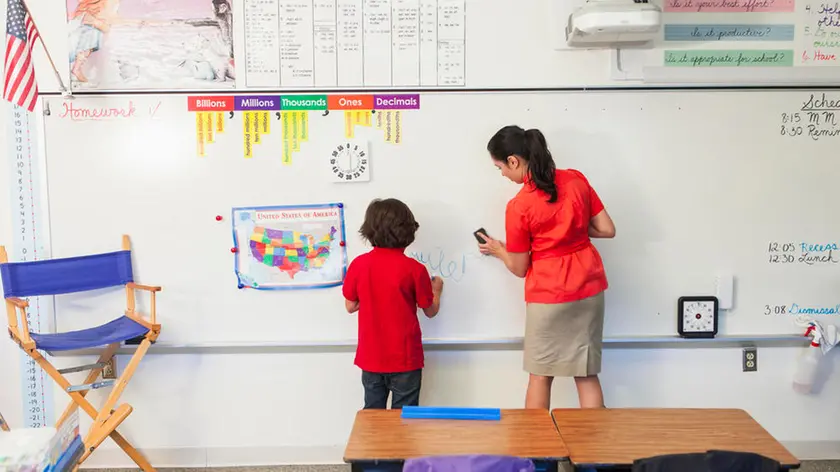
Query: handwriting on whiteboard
[
  {"left": 777, "top": 93, "right": 840, "bottom": 140},
  {"left": 764, "top": 303, "right": 840, "bottom": 315},
  {"left": 767, "top": 241, "right": 839, "bottom": 265},
  {"left": 59, "top": 101, "right": 137, "bottom": 121},
  {"left": 663, "top": 24, "right": 795, "bottom": 42},
  {"left": 801, "top": 3, "right": 840, "bottom": 65},
  {"left": 56, "top": 100, "right": 164, "bottom": 121},
  {"left": 664, "top": 0, "right": 794, "bottom": 13},
  {"left": 409, "top": 248, "right": 467, "bottom": 282}
]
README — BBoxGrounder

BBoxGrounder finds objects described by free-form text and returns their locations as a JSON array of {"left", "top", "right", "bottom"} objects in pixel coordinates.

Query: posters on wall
[
  {"left": 660, "top": 0, "right": 840, "bottom": 67},
  {"left": 232, "top": 204, "right": 348, "bottom": 290},
  {"left": 66, "top": 0, "right": 236, "bottom": 90},
  {"left": 187, "top": 93, "right": 417, "bottom": 160}
]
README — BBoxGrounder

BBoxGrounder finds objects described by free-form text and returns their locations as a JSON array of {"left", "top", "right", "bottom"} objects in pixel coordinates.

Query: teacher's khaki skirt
[{"left": 523, "top": 292, "right": 605, "bottom": 377}]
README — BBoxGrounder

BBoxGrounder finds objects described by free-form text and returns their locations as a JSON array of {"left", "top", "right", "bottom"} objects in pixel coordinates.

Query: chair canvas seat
[{"left": 30, "top": 316, "right": 149, "bottom": 352}]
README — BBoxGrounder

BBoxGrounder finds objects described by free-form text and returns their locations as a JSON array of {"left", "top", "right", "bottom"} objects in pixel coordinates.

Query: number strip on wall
[{"left": 6, "top": 103, "right": 54, "bottom": 428}]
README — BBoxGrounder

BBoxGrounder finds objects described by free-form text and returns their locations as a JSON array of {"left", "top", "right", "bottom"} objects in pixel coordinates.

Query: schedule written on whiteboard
[{"left": 244, "top": 0, "right": 466, "bottom": 88}]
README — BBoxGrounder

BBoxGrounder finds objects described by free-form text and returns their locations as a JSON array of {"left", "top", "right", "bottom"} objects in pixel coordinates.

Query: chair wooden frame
[{"left": 1, "top": 235, "right": 161, "bottom": 471}]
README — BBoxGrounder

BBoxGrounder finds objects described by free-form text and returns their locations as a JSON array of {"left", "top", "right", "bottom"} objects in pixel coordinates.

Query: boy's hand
[{"left": 431, "top": 276, "right": 444, "bottom": 294}]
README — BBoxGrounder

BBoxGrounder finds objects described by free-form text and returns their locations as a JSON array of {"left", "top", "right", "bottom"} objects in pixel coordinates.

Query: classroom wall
[{"left": 0, "top": 115, "right": 838, "bottom": 465}]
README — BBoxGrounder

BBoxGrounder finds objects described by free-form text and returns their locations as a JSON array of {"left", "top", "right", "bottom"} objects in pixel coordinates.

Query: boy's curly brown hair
[{"left": 359, "top": 198, "right": 419, "bottom": 249}]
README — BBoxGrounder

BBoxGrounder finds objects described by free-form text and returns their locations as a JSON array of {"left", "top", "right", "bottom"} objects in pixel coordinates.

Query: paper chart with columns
[{"left": 243, "top": 0, "right": 466, "bottom": 88}]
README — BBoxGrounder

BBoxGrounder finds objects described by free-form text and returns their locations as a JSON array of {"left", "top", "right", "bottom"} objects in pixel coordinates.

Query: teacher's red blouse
[{"left": 505, "top": 169, "right": 609, "bottom": 304}]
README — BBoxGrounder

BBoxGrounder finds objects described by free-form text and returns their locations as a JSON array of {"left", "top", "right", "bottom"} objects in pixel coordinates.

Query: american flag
[{"left": 4, "top": 0, "right": 40, "bottom": 112}]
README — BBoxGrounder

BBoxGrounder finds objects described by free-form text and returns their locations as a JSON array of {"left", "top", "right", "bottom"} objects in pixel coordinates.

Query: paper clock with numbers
[
  {"left": 329, "top": 141, "right": 370, "bottom": 183},
  {"left": 677, "top": 296, "right": 718, "bottom": 338}
]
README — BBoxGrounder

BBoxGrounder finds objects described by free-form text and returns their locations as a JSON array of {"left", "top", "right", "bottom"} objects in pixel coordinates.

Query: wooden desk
[
  {"left": 551, "top": 408, "right": 800, "bottom": 470},
  {"left": 344, "top": 409, "right": 570, "bottom": 471}
]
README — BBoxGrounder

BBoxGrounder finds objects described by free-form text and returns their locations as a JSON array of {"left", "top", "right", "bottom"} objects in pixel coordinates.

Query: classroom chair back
[
  {"left": 0, "top": 235, "right": 161, "bottom": 472},
  {"left": 631, "top": 449, "right": 783, "bottom": 472}
]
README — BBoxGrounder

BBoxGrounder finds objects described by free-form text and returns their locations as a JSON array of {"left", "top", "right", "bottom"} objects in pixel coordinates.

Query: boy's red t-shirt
[
  {"left": 506, "top": 168, "right": 609, "bottom": 304},
  {"left": 342, "top": 247, "right": 434, "bottom": 373}
]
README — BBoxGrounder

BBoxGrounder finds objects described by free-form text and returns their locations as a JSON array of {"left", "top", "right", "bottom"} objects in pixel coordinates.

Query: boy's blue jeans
[{"left": 362, "top": 369, "right": 422, "bottom": 409}]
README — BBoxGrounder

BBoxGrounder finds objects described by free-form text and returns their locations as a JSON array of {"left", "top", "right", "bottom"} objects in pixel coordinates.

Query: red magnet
[
  {"left": 216, "top": 215, "right": 223, "bottom": 221},
  {"left": 230, "top": 247, "right": 238, "bottom": 253},
  {"left": 340, "top": 241, "right": 346, "bottom": 247}
]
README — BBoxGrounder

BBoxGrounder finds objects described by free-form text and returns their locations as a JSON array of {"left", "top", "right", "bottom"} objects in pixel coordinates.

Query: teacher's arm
[
  {"left": 586, "top": 179, "right": 615, "bottom": 239},
  {"left": 589, "top": 209, "right": 615, "bottom": 238},
  {"left": 478, "top": 200, "right": 531, "bottom": 277},
  {"left": 478, "top": 234, "right": 530, "bottom": 278},
  {"left": 502, "top": 249, "right": 530, "bottom": 278}
]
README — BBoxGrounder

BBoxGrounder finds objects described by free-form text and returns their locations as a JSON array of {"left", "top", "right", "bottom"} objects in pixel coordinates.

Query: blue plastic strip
[
  {"left": 0, "top": 250, "right": 133, "bottom": 297},
  {"left": 401, "top": 406, "right": 502, "bottom": 420},
  {"left": 230, "top": 203, "right": 348, "bottom": 291}
]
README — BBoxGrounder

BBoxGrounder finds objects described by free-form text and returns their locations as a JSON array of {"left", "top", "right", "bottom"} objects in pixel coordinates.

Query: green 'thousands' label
[{"left": 280, "top": 95, "right": 328, "bottom": 110}]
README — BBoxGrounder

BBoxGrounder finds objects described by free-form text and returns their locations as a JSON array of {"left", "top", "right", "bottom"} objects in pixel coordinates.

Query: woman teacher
[{"left": 477, "top": 125, "right": 616, "bottom": 409}]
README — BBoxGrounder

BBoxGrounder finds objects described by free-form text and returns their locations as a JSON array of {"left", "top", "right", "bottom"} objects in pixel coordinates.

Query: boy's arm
[
  {"left": 418, "top": 272, "right": 443, "bottom": 318},
  {"left": 345, "top": 299, "right": 360, "bottom": 313},
  {"left": 342, "top": 262, "right": 359, "bottom": 314},
  {"left": 422, "top": 285, "right": 441, "bottom": 318}
]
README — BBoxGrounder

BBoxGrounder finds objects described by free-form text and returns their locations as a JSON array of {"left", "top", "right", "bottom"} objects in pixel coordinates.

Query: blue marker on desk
[{"left": 401, "top": 406, "right": 502, "bottom": 421}]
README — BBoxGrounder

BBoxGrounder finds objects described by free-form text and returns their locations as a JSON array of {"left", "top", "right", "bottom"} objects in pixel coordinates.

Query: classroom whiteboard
[{"left": 36, "top": 89, "right": 840, "bottom": 344}]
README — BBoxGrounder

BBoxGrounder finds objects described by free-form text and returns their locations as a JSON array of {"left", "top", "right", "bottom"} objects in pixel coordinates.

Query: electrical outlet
[
  {"left": 743, "top": 347, "right": 757, "bottom": 372},
  {"left": 102, "top": 357, "right": 117, "bottom": 380}
]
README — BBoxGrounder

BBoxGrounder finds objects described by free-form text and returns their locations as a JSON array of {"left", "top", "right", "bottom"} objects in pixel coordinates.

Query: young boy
[{"left": 343, "top": 198, "right": 444, "bottom": 409}]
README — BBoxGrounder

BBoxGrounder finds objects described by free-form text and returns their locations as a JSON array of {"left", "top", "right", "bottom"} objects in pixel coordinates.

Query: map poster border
[{"left": 231, "top": 202, "right": 348, "bottom": 290}]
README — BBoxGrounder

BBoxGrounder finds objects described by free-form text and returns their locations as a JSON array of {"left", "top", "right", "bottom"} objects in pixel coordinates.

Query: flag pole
[{"left": 20, "top": 0, "right": 71, "bottom": 95}]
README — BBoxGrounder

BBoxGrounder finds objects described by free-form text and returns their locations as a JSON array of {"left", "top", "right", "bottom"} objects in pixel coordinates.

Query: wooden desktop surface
[
  {"left": 344, "top": 409, "right": 570, "bottom": 462},
  {"left": 551, "top": 408, "right": 800, "bottom": 468}
]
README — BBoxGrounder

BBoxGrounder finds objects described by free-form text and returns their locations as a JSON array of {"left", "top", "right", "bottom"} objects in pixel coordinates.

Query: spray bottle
[
  {"left": 792, "top": 316, "right": 839, "bottom": 394},
  {"left": 792, "top": 323, "right": 822, "bottom": 394}
]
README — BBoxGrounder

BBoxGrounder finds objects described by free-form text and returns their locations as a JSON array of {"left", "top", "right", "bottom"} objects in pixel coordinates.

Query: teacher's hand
[{"left": 478, "top": 233, "right": 506, "bottom": 259}]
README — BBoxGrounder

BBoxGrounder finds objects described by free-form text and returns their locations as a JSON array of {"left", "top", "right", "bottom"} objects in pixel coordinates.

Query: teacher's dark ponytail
[{"left": 487, "top": 125, "right": 558, "bottom": 203}]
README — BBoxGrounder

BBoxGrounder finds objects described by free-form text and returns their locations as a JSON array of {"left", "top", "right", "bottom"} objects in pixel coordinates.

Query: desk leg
[
  {"left": 351, "top": 461, "right": 404, "bottom": 472},
  {"left": 534, "top": 459, "right": 559, "bottom": 472}
]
